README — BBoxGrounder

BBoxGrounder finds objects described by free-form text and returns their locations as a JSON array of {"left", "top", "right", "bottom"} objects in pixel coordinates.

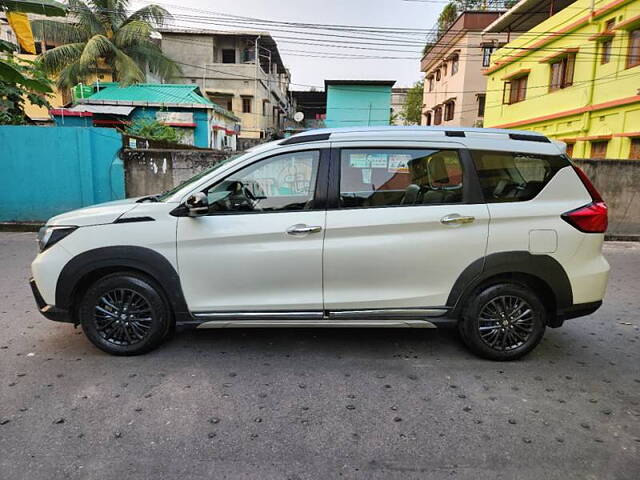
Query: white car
[{"left": 30, "top": 127, "right": 609, "bottom": 360}]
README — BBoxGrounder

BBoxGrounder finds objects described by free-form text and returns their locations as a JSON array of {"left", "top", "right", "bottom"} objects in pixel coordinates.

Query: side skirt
[{"left": 179, "top": 308, "right": 454, "bottom": 329}]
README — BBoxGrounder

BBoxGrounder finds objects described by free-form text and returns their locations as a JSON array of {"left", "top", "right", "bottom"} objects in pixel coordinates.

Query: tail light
[{"left": 561, "top": 166, "right": 607, "bottom": 233}]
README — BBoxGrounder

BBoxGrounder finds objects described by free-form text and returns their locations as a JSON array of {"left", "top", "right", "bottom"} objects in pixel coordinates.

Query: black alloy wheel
[
  {"left": 79, "top": 273, "right": 172, "bottom": 355},
  {"left": 458, "top": 283, "right": 547, "bottom": 361}
]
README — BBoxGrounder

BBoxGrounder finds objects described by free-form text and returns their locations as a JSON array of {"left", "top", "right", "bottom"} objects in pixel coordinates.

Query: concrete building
[
  {"left": 483, "top": 0, "right": 640, "bottom": 159},
  {"left": 390, "top": 88, "right": 409, "bottom": 125},
  {"left": 50, "top": 83, "right": 240, "bottom": 149},
  {"left": 324, "top": 80, "right": 395, "bottom": 128},
  {"left": 290, "top": 90, "right": 327, "bottom": 130},
  {"left": 421, "top": 11, "right": 508, "bottom": 127},
  {"left": 159, "top": 28, "right": 291, "bottom": 142}
]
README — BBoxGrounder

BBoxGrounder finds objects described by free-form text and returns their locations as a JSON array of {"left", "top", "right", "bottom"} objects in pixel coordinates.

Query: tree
[
  {"left": 32, "top": 0, "right": 181, "bottom": 89},
  {"left": 400, "top": 80, "right": 424, "bottom": 126},
  {"left": 438, "top": 2, "right": 458, "bottom": 34},
  {"left": 126, "top": 118, "right": 183, "bottom": 143},
  {"left": 0, "top": 41, "right": 53, "bottom": 124}
]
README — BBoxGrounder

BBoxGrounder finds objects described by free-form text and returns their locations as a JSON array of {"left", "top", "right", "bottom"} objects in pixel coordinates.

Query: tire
[
  {"left": 458, "top": 282, "right": 547, "bottom": 361},
  {"left": 78, "top": 272, "right": 172, "bottom": 355}
]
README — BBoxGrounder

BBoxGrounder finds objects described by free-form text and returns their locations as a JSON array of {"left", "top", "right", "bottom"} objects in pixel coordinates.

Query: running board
[{"left": 196, "top": 319, "right": 438, "bottom": 329}]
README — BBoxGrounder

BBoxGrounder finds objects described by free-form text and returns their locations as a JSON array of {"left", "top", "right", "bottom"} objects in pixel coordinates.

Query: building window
[
  {"left": 565, "top": 143, "right": 575, "bottom": 157},
  {"left": 434, "top": 106, "right": 443, "bottom": 125},
  {"left": 435, "top": 69, "right": 441, "bottom": 81},
  {"left": 630, "top": 138, "right": 640, "bottom": 160},
  {"left": 242, "top": 97, "right": 252, "bottom": 113},
  {"left": 590, "top": 141, "right": 608, "bottom": 159},
  {"left": 212, "top": 96, "right": 233, "bottom": 112},
  {"left": 444, "top": 101, "right": 455, "bottom": 121},
  {"left": 428, "top": 76, "right": 434, "bottom": 91},
  {"left": 601, "top": 39, "right": 612, "bottom": 64},
  {"left": 222, "top": 49, "right": 236, "bottom": 64},
  {"left": 477, "top": 94, "right": 486, "bottom": 117},
  {"left": 482, "top": 46, "right": 495, "bottom": 67},
  {"left": 549, "top": 54, "right": 575, "bottom": 91},
  {"left": 504, "top": 75, "right": 528, "bottom": 104},
  {"left": 442, "top": 63, "right": 447, "bottom": 76},
  {"left": 425, "top": 111, "right": 432, "bottom": 126},
  {"left": 627, "top": 28, "right": 640, "bottom": 69},
  {"left": 601, "top": 19, "right": 615, "bottom": 64},
  {"left": 451, "top": 55, "right": 459, "bottom": 75}
]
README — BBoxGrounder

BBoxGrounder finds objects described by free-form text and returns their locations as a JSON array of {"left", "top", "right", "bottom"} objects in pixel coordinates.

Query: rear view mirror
[{"left": 185, "top": 192, "right": 209, "bottom": 217}]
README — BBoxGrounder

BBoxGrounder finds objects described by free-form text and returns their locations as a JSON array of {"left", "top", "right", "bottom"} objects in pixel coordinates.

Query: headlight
[{"left": 37, "top": 226, "right": 77, "bottom": 252}]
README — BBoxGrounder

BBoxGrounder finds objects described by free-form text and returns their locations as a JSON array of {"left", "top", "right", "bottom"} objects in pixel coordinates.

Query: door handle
[
  {"left": 441, "top": 214, "right": 475, "bottom": 226},
  {"left": 286, "top": 224, "right": 323, "bottom": 236}
]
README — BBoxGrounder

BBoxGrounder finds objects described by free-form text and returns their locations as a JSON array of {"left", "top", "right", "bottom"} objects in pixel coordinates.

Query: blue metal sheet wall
[{"left": 0, "top": 126, "right": 124, "bottom": 222}]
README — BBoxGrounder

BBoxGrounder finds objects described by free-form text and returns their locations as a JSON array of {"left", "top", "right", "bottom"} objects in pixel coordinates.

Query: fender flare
[
  {"left": 55, "top": 246, "right": 191, "bottom": 322},
  {"left": 446, "top": 251, "right": 573, "bottom": 316}
]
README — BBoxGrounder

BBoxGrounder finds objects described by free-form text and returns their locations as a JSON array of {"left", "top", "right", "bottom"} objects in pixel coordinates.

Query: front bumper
[{"left": 29, "top": 277, "right": 71, "bottom": 323}]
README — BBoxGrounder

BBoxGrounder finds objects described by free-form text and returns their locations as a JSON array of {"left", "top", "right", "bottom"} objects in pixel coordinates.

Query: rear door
[{"left": 323, "top": 143, "right": 490, "bottom": 311}]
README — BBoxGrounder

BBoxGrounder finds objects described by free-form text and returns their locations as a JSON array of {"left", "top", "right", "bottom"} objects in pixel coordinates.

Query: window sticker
[
  {"left": 361, "top": 168, "right": 372, "bottom": 184},
  {"left": 349, "top": 152, "right": 389, "bottom": 169},
  {"left": 349, "top": 153, "right": 369, "bottom": 168},
  {"left": 388, "top": 154, "right": 411, "bottom": 173}
]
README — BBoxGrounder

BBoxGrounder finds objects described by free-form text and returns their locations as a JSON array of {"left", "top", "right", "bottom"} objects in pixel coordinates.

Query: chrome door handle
[
  {"left": 441, "top": 214, "right": 475, "bottom": 225},
  {"left": 286, "top": 224, "right": 323, "bottom": 236}
]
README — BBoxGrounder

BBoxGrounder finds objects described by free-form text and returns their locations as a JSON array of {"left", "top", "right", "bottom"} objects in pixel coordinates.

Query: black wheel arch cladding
[
  {"left": 55, "top": 246, "right": 190, "bottom": 322},
  {"left": 447, "top": 251, "right": 573, "bottom": 315}
]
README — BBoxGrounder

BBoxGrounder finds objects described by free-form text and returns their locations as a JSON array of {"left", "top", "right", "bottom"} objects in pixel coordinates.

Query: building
[
  {"left": 421, "top": 11, "right": 508, "bottom": 127},
  {"left": 390, "top": 88, "right": 409, "bottom": 125},
  {"left": 159, "top": 28, "right": 291, "bottom": 141},
  {"left": 324, "top": 80, "right": 395, "bottom": 128},
  {"left": 51, "top": 83, "right": 240, "bottom": 149},
  {"left": 483, "top": 0, "right": 640, "bottom": 159},
  {"left": 290, "top": 90, "right": 327, "bottom": 130}
]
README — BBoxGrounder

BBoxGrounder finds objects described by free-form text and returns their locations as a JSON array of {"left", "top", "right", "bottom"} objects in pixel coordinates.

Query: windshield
[{"left": 157, "top": 152, "right": 246, "bottom": 201}]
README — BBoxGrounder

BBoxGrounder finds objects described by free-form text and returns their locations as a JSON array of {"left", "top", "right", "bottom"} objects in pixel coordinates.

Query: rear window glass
[{"left": 470, "top": 150, "right": 569, "bottom": 203}]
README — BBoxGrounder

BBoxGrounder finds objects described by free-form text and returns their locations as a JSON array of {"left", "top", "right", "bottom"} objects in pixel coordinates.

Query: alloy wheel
[
  {"left": 94, "top": 288, "right": 153, "bottom": 346},
  {"left": 477, "top": 295, "right": 534, "bottom": 351}
]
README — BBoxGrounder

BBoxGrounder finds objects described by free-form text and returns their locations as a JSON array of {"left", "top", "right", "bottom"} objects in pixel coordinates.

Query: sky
[{"left": 133, "top": 0, "right": 444, "bottom": 90}]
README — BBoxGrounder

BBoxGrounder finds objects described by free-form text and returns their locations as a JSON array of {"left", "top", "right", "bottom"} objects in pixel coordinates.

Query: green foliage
[
  {"left": 400, "top": 80, "right": 424, "bottom": 126},
  {"left": 0, "top": 53, "right": 53, "bottom": 125},
  {"left": 33, "top": 0, "right": 181, "bottom": 89},
  {"left": 438, "top": 3, "right": 459, "bottom": 33},
  {"left": 126, "top": 118, "right": 183, "bottom": 143}
]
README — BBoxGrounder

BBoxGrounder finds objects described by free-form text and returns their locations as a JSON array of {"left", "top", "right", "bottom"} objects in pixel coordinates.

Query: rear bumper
[
  {"left": 29, "top": 278, "right": 72, "bottom": 323},
  {"left": 549, "top": 300, "right": 602, "bottom": 327}
]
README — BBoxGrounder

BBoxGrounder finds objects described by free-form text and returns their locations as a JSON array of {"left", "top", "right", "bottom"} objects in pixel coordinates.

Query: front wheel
[
  {"left": 458, "top": 283, "right": 547, "bottom": 361},
  {"left": 78, "top": 272, "right": 172, "bottom": 355}
]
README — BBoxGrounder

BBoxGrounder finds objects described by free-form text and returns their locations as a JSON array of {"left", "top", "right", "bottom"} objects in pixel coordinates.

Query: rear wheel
[
  {"left": 78, "top": 272, "right": 172, "bottom": 355},
  {"left": 458, "top": 283, "right": 547, "bottom": 361}
]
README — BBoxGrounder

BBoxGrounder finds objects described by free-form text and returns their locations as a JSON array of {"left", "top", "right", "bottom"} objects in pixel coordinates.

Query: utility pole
[{"left": 254, "top": 35, "right": 261, "bottom": 138}]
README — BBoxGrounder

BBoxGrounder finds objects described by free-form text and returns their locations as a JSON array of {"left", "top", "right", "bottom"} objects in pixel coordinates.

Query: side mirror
[{"left": 185, "top": 192, "right": 209, "bottom": 217}]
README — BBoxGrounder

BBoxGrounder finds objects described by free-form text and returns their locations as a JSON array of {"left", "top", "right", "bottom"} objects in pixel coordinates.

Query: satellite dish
[{"left": 294, "top": 111, "right": 304, "bottom": 122}]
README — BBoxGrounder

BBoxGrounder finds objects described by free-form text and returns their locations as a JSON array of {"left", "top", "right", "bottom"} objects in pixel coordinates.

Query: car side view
[{"left": 30, "top": 127, "right": 610, "bottom": 360}]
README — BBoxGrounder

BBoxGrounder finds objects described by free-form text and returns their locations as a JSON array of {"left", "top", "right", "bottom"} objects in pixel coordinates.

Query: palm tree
[{"left": 31, "top": 0, "right": 181, "bottom": 89}]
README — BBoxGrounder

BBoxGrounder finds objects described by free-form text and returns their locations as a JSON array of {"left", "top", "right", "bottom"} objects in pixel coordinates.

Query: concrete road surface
[{"left": 0, "top": 233, "right": 638, "bottom": 479}]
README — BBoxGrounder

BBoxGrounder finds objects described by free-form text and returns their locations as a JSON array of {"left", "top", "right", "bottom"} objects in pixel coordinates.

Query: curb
[{"left": 0, "top": 223, "right": 43, "bottom": 232}]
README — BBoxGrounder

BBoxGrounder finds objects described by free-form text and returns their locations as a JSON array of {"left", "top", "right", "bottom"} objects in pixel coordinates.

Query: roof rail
[
  {"left": 508, "top": 133, "right": 550, "bottom": 143},
  {"left": 445, "top": 131, "right": 465, "bottom": 137},
  {"left": 280, "top": 133, "right": 331, "bottom": 145}
]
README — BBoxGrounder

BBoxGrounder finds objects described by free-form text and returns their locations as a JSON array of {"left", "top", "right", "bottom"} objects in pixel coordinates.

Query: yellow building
[{"left": 483, "top": 0, "right": 640, "bottom": 159}]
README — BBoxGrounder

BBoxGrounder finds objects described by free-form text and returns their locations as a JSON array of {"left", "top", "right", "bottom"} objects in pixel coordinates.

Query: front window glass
[
  {"left": 205, "top": 150, "right": 320, "bottom": 213},
  {"left": 339, "top": 149, "right": 463, "bottom": 208},
  {"left": 470, "top": 150, "right": 569, "bottom": 202}
]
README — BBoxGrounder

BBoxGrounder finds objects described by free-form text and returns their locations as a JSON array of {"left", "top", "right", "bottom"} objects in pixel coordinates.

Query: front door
[
  {"left": 323, "top": 146, "right": 489, "bottom": 311},
  {"left": 177, "top": 148, "right": 327, "bottom": 313}
]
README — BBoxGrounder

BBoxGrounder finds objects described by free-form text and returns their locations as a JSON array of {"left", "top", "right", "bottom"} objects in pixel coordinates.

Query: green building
[{"left": 324, "top": 80, "right": 395, "bottom": 128}]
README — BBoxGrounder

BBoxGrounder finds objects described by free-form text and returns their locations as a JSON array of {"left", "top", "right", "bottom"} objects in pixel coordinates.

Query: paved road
[{"left": 0, "top": 233, "right": 638, "bottom": 480}]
